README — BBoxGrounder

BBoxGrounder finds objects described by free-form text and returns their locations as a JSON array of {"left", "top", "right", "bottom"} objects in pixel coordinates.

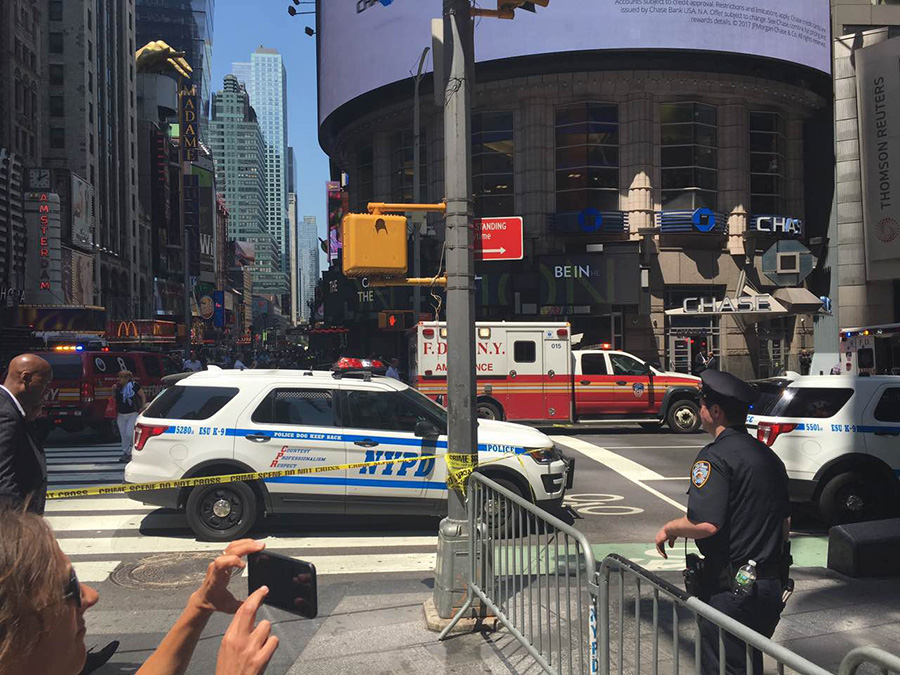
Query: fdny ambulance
[{"left": 413, "top": 322, "right": 702, "bottom": 433}]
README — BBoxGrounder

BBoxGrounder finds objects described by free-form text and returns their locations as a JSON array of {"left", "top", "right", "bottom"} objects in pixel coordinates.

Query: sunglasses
[{"left": 63, "top": 569, "right": 81, "bottom": 608}]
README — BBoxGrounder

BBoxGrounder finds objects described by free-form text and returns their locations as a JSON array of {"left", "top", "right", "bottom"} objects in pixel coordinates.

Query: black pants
[{"left": 699, "top": 579, "right": 784, "bottom": 675}]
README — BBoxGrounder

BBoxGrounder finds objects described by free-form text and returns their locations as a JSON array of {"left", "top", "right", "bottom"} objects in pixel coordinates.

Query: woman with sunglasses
[{"left": 0, "top": 509, "right": 279, "bottom": 675}]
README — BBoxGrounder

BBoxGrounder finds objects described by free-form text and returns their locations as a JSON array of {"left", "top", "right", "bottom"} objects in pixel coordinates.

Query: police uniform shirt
[{"left": 687, "top": 427, "right": 790, "bottom": 566}]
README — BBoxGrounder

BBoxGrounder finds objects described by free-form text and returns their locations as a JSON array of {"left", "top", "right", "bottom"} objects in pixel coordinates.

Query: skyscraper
[
  {"left": 298, "top": 216, "right": 319, "bottom": 322},
  {"left": 232, "top": 47, "right": 289, "bottom": 298},
  {"left": 287, "top": 147, "right": 298, "bottom": 324},
  {"left": 208, "top": 75, "right": 281, "bottom": 297},
  {"left": 135, "top": 0, "right": 215, "bottom": 121},
  {"left": 45, "top": 0, "right": 141, "bottom": 318}
]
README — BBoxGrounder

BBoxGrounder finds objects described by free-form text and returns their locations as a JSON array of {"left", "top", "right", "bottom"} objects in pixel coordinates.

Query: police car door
[
  {"left": 233, "top": 385, "right": 346, "bottom": 514},
  {"left": 342, "top": 386, "right": 442, "bottom": 511},
  {"left": 863, "top": 384, "right": 900, "bottom": 469}
]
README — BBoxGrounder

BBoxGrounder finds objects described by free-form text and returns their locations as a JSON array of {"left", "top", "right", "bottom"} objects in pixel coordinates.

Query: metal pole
[
  {"left": 433, "top": 0, "right": 476, "bottom": 619},
  {"left": 180, "top": 82, "right": 192, "bottom": 354},
  {"left": 413, "top": 46, "right": 430, "bottom": 318}
]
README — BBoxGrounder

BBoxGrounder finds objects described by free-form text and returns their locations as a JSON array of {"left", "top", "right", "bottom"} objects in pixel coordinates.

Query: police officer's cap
[{"left": 700, "top": 370, "right": 760, "bottom": 405}]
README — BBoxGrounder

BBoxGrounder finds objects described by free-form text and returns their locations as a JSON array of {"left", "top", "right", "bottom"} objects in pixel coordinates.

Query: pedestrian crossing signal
[
  {"left": 378, "top": 310, "right": 415, "bottom": 331},
  {"left": 342, "top": 213, "right": 408, "bottom": 278}
]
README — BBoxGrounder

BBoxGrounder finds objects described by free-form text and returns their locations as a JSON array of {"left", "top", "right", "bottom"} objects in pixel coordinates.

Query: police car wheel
[
  {"left": 819, "top": 471, "right": 889, "bottom": 525},
  {"left": 476, "top": 401, "right": 502, "bottom": 421},
  {"left": 666, "top": 400, "right": 700, "bottom": 434},
  {"left": 481, "top": 477, "right": 525, "bottom": 537},
  {"left": 186, "top": 482, "right": 258, "bottom": 542}
]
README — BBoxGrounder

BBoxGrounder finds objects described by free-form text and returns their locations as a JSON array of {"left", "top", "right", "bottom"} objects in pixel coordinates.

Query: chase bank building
[{"left": 315, "top": 0, "right": 833, "bottom": 379}]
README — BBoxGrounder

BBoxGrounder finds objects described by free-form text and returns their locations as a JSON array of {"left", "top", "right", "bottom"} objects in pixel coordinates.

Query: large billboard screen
[{"left": 319, "top": 0, "right": 831, "bottom": 123}]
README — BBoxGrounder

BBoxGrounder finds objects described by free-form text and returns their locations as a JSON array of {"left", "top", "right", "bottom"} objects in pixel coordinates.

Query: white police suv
[
  {"left": 751, "top": 375, "right": 900, "bottom": 525},
  {"left": 124, "top": 368, "right": 573, "bottom": 541}
]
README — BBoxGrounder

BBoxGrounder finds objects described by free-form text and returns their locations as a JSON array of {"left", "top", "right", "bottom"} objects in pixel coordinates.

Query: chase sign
[{"left": 752, "top": 215, "right": 803, "bottom": 237}]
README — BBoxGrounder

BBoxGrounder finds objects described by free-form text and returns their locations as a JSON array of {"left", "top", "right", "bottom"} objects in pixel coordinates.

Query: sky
[{"left": 209, "top": 0, "right": 328, "bottom": 267}]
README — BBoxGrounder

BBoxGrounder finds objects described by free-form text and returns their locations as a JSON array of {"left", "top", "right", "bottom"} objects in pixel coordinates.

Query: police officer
[{"left": 654, "top": 370, "right": 791, "bottom": 675}]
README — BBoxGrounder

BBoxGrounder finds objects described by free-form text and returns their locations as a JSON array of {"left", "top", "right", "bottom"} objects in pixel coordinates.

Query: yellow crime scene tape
[{"left": 46, "top": 447, "right": 543, "bottom": 501}]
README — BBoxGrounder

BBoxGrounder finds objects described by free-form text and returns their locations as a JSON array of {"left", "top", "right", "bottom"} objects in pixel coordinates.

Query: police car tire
[
  {"left": 666, "top": 399, "right": 700, "bottom": 434},
  {"left": 483, "top": 476, "right": 524, "bottom": 537},
  {"left": 818, "top": 471, "right": 890, "bottom": 525},
  {"left": 476, "top": 401, "right": 503, "bottom": 421},
  {"left": 186, "top": 481, "right": 258, "bottom": 542}
]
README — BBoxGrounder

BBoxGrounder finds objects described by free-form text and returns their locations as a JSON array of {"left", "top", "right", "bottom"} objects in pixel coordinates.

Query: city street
[{"left": 45, "top": 424, "right": 834, "bottom": 673}]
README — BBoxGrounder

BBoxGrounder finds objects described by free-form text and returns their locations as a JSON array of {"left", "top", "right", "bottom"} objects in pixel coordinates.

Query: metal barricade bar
[
  {"left": 599, "top": 554, "right": 834, "bottom": 675},
  {"left": 439, "top": 472, "right": 600, "bottom": 675},
  {"left": 838, "top": 647, "right": 900, "bottom": 675}
]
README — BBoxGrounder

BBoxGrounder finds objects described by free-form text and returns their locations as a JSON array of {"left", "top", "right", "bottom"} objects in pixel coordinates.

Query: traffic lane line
[
  {"left": 554, "top": 435, "right": 687, "bottom": 513},
  {"left": 45, "top": 497, "right": 156, "bottom": 513},
  {"left": 56, "top": 534, "right": 439, "bottom": 556}
]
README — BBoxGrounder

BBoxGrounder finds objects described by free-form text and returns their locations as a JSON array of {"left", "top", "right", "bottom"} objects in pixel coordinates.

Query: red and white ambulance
[{"left": 413, "top": 321, "right": 702, "bottom": 433}]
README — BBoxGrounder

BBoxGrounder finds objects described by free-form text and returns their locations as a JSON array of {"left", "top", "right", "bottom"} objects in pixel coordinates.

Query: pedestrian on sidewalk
[
  {"left": 654, "top": 370, "right": 792, "bottom": 675},
  {"left": 0, "top": 354, "right": 52, "bottom": 514},
  {"left": 113, "top": 370, "right": 146, "bottom": 463},
  {"left": 0, "top": 509, "right": 278, "bottom": 675}
]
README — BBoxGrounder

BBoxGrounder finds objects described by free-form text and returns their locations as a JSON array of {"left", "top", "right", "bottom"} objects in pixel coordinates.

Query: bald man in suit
[{"left": 0, "top": 354, "right": 52, "bottom": 514}]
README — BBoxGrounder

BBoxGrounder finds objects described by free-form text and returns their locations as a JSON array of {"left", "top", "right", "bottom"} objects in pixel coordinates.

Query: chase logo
[
  {"left": 692, "top": 208, "right": 716, "bottom": 233},
  {"left": 357, "top": 0, "right": 393, "bottom": 13}
]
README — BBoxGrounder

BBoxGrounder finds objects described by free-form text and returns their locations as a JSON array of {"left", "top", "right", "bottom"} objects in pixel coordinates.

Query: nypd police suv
[
  {"left": 750, "top": 375, "right": 900, "bottom": 525},
  {"left": 124, "top": 367, "right": 573, "bottom": 541}
]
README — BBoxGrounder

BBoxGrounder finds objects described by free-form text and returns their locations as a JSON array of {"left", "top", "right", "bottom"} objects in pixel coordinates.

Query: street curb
[{"left": 422, "top": 597, "right": 499, "bottom": 635}]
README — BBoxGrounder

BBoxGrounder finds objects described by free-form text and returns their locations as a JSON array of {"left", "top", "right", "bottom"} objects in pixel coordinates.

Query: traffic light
[
  {"left": 378, "top": 310, "right": 415, "bottom": 331},
  {"left": 342, "top": 213, "right": 408, "bottom": 278}
]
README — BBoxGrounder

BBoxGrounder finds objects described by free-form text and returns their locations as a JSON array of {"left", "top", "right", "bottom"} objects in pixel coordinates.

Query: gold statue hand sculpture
[{"left": 135, "top": 40, "right": 192, "bottom": 79}]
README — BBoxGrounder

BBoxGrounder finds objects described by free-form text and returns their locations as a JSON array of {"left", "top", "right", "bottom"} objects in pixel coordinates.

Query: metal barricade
[
  {"left": 439, "top": 472, "right": 600, "bottom": 675},
  {"left": 598, "top": 554, "right": 832, "bottom": 675},
  {"left": 838, "top": 647, "right": 900, "bottom": 675}
]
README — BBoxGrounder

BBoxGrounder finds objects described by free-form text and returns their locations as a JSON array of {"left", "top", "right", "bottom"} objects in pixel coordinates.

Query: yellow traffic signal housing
[{"left": 342, "top": 213, "right": 408, "bottom": 278}]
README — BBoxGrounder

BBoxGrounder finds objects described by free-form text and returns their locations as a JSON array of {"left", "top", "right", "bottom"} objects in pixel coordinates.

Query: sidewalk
[{"left": 285, "top": 567, "right": 900, "bottom": 675}]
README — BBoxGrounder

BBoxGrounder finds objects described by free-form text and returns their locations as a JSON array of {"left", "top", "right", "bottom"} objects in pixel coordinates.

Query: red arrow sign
[{"left": 474, "top": 217, "right": 524, "bottom": 261}]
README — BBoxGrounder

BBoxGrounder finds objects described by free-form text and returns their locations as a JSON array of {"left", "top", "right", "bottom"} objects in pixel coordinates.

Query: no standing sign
[{"left": 474, "top": 217, "right": 524, "bottom": 262}]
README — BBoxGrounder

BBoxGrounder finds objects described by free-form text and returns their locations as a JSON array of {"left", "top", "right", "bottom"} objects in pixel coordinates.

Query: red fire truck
[{"left": 413, "top": 321, "right": 702, "bottom": 433}]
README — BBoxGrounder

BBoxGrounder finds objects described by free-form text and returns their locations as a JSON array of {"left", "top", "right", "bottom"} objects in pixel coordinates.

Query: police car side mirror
[{"left": 415, "top": 420, "right": 440, "bottom": 438}]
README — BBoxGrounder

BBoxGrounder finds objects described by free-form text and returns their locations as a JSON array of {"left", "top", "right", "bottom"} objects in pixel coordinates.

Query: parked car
[{"left": 752, "top": 375, "right": 900, "bottom": 525}]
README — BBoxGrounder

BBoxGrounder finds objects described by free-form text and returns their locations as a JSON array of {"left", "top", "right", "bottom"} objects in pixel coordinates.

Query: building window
[
  {"left": 49, "top": 96, "right": 64, "bottom": 117},
  {"left": 49, "top": 64, "right": 64, "bottom": 85},
  {"left": 660, "top": 102, "right": 718, "bottom": 210},
  {"left": 749, "top": 112, "right": 787, "bottom": 215},
  {"left": 555, "top": 102, "right": 619, "bottom": 213},
  {"left": 50, "top": 128, "right": 65, "bottom": 149},
  {"left": 391, "top": 129, "right": 427, "bottom": 203},
  {"left": 355, "top": 146, "right": 374, "bottom": 210},
  {"left": 472, "top": 111, "right": 514, "bottom": 217},
  {"left": 49, "top": 32, "right": 63, "bottom": 54},
  {"left": 49, "top": 1, "right": 63, "bottom": 21}
]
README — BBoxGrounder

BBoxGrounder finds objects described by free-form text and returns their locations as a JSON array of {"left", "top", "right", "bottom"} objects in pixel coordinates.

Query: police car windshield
[{"left": 399, "top": 386, "right": 448, "bottom": 426}]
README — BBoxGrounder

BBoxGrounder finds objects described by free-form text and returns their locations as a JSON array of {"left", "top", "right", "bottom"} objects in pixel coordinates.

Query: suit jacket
[{"left": 0, "top": 389, "right": 47, "bottom": 514}]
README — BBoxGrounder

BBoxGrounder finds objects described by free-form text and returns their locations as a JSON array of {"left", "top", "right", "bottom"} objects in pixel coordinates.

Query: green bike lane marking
[{"left": 486, "top": 537, "right": 828, "bottom": 576}]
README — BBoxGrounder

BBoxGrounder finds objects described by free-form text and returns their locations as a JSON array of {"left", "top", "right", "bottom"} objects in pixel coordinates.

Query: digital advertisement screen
[{"left": 319, "top": 0, "right": 831, "bottom": 123}]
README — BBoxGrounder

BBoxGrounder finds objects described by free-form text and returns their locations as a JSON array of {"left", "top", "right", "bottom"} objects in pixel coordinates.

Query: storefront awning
[{"left": 771, "top": 287, "right": 825, "bottom": 314}]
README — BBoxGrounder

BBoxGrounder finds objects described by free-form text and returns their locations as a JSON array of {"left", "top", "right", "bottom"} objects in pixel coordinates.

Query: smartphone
[{"left": 247, "top": 551, "right": 317, "bottom": 618}]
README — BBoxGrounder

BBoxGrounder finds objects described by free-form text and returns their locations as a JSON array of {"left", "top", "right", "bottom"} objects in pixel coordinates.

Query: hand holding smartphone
[{"left": 247, "top": 551, "right": 318, "bottom": 618}]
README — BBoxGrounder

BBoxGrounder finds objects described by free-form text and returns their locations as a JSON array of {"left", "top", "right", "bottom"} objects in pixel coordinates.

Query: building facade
[
  {"left": 135, "top": 0, "right": 215, "bottom": 122},
  {"left": 298, "top": 215, "right": 318, "bottom": 323},
  {"left": 208, "top": 75, "right": 282, "bottom": 298},
  {"left": 0, "top": 0, "right": 44, "bottom": 305},
  {"left": 317, "top": 3, "right": 833, "bottom": 379},
  {"left": 45, "top": 0, "right": 142, "bottom": 319},
  {"left": 813, "top": 1, "right": 900, "bottom": 375},
  {"left": 232, "top": 47, "right": 289, "bottom": 298}
]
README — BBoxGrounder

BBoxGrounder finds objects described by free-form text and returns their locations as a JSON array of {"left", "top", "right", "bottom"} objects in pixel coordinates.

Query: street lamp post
[
  {"left": 433, "top": 0, "right": 476, "bottom": 620},
  {"left": 412, "top": 46, "right": 430, "bottom": 318}
]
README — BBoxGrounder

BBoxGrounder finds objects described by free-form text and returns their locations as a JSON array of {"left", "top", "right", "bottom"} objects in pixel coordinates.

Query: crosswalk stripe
[
  {"left": 56, "top": 534, "right": 439, "bottom": 556},
  {"left": 47, "top": 463, "right": 124, "bottom": 472},
  {"left": 45, "top": 497, "right": 155, "bottom": 513},
  {"left": 49, "top": 513, "right": 187, "bottom": 532},
  {"left": 49, "top": 472, "right": 125, "bottom": 483},
  {"left": 73, "top": 560, "right": 123, "bottom": 583}
]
